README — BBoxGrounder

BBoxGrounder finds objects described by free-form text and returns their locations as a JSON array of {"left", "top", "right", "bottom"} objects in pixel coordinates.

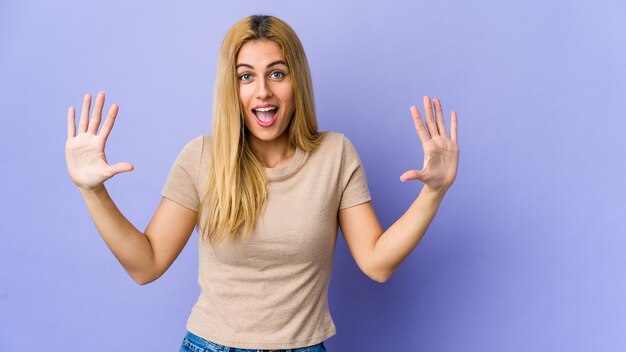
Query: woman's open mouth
[{"left": 253, "top": 106, "right": 278, "bottom": 127}]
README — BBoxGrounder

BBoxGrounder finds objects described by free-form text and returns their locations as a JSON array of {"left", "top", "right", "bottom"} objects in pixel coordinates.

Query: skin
[
  {"left": 236, "top": 40, "right": 295, "bottom": 167},
  {"left": 65, "top": 47, "right": 458, "bottom": 285},
  {"left": 66, "top": 93, "right": 196, "bottom": 284},
  {"left": 338, "top": 96, "right": 458, "bottom": 282}
]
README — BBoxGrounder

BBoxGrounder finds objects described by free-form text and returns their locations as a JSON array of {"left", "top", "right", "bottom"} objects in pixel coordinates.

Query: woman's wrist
[
  {"left": 78, "top": 184, "right": 107, "bottom": 198},
  {"left": 420, "top": 184, "right": 447, "bottom": 202}
]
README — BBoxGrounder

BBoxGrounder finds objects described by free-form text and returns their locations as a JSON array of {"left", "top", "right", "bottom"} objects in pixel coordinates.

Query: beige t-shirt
[{"left": 162, "top": 132, "right": 371, "bottom": 349}]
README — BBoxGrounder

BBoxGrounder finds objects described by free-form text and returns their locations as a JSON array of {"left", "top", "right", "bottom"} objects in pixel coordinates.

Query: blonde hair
[{"left": 200, "top": 15, "right": 324, "bottom": 245}]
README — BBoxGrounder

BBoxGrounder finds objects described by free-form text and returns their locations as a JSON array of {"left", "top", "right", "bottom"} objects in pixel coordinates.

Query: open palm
[
  {"left": 65, "top": 92, "right": 133, "bottom": 190},
  {"left": 400, "top": 96, "right": 459, "bottom": 193}
]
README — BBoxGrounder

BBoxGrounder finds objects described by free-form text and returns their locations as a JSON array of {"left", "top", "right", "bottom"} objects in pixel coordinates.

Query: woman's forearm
[
  {"left": 364, "top": 96, "right": 458, "bottom": 282},
  {"left": 371, "top": 186, "right": 445, "bottom": 281},
  {"left": 79, "top": 186, "right": 156, "bottom": 284}
]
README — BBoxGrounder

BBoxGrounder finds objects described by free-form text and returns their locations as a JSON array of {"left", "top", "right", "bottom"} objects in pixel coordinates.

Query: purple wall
[{"left": 1, "top": 1, "right": 625, "bottom": 350}]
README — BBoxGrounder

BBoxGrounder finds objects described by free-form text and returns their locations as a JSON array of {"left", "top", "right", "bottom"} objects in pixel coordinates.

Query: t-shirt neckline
[{"left": 265, "top": 147, "right": 306, "bottom": 181}]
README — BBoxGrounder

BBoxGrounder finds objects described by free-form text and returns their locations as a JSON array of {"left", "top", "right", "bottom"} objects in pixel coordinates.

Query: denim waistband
[{"left": 180, "top": 331, "right": 327, "bottom": 352}]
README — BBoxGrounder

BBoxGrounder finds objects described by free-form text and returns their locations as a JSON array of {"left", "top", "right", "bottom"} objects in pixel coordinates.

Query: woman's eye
[
  {"left": 270, "top": 71, "right": 285, "bottom": 80},
  {"left": 239, "top": 73, "right": 252, "bottom": 81}
]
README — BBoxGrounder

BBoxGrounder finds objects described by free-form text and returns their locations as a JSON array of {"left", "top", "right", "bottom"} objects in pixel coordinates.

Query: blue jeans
[{"left": 179, "top": 331, "right": 327, "bottom": 352}]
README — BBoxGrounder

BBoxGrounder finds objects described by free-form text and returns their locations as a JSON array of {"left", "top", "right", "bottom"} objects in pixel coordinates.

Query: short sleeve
[
  {"left": 338, "top": 135, "right": 371, "bottom": 209},
  {"left": 161, "top": 136, "right": 205, "bottom": 212}
]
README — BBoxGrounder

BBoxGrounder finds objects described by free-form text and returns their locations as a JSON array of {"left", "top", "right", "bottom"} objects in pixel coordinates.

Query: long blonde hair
[{"left": 200, "top": 15, "right": 324, "bottom": 244}]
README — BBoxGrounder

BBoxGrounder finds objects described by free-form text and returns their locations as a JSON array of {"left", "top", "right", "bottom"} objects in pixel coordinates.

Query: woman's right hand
[{"left": 65, "top": 92, "right": 134, "bottom": 190}]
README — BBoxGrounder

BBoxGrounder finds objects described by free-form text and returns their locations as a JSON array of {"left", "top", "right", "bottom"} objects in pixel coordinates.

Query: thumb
[
  {"left": 108, "top": 161, "right": 134, "bottom": 176},
  {"left": 400, "top": 169, "right": 426, "bottom": 182}
]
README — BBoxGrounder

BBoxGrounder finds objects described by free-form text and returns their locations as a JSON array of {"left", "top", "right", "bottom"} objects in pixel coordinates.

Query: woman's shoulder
[
  {"left": 318, "top": 131, "right": 352, "bottom": 147},
  {"left": 316, "top": 131, "right": 358, "bottom": 154},
  {"left": 178, "top": 135, "right": 213, "bottom": 154},
  {"left": 172, "top": 135, "right": 214, "bottom": 169}
]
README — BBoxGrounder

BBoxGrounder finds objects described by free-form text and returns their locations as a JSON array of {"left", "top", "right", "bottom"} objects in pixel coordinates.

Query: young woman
[{"left": 65, "top": 15, "right": 459, "bottom": 352}]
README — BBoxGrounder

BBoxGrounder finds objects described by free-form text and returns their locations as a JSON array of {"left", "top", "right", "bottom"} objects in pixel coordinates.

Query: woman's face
[{"left": 236, "top": 40, "right": 294, "bottom": 150}]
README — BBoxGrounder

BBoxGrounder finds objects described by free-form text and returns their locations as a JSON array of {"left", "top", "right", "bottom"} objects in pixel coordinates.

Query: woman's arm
[
  {"left": 66, "top": 93, "right": 196, "bottom": 285},
  {"left": 338, "top": 96, "right": 459, "bottom": 283},
  {"left": 79, "top": 189, "right": 196, "bottom": 284}
]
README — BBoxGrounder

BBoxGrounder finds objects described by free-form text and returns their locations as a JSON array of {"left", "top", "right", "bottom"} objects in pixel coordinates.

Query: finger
[
  {"left": 423, "top": 96, "right": 439, "bottom": 137},
  {"left": 67, "top": 106, "right": 76, "bottom": 138},
  {"left": 410, "top": 106, "right": 430, "bottom": 144},
  {"left": 434, "top": 97, "right": 447, "bottom": 138},
  {"left": 400, "top": 169, "right": 425, "bottom": 182},
  {"left": 88, "top": 92, "right": 106, "bottom": 134},
  {"left": 451, "top": 110, "right": 458, "bottom": 142},
  {"left": 99, "top": 103, "right": 119, "bottom": 141},
  {"left": 107, "top": 162, "right": 134, "bottom": 177},
  {"left": 78, "top": 93, "right": 91, "bottom": 133}
]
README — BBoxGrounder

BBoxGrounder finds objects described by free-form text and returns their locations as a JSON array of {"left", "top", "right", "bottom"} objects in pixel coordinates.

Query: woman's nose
[{"left": 255, "top": 78, "right": 273, "bottom": 99}]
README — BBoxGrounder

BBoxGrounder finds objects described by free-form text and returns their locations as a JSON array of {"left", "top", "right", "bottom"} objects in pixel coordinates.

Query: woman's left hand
[{"left": 400, "top": 96, "right": 459, "bottom": 194}]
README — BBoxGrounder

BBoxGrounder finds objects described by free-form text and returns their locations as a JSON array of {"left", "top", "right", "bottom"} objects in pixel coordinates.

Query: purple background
[{"left": 1, "top": 1, "right": 625, "bottom": 351}]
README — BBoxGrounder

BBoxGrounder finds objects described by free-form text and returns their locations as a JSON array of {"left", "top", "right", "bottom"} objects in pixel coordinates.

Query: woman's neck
[{"left": 250, "top": 134, "right": 295, "bottom": 168}]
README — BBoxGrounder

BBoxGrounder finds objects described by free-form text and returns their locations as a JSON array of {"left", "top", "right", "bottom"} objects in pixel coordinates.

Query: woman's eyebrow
[
  {"left": 266, "top": 60, "right": 287, "bottom": 68},
  {"left": 236, "top": 60, "right": 288, "bottom": 70}
]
